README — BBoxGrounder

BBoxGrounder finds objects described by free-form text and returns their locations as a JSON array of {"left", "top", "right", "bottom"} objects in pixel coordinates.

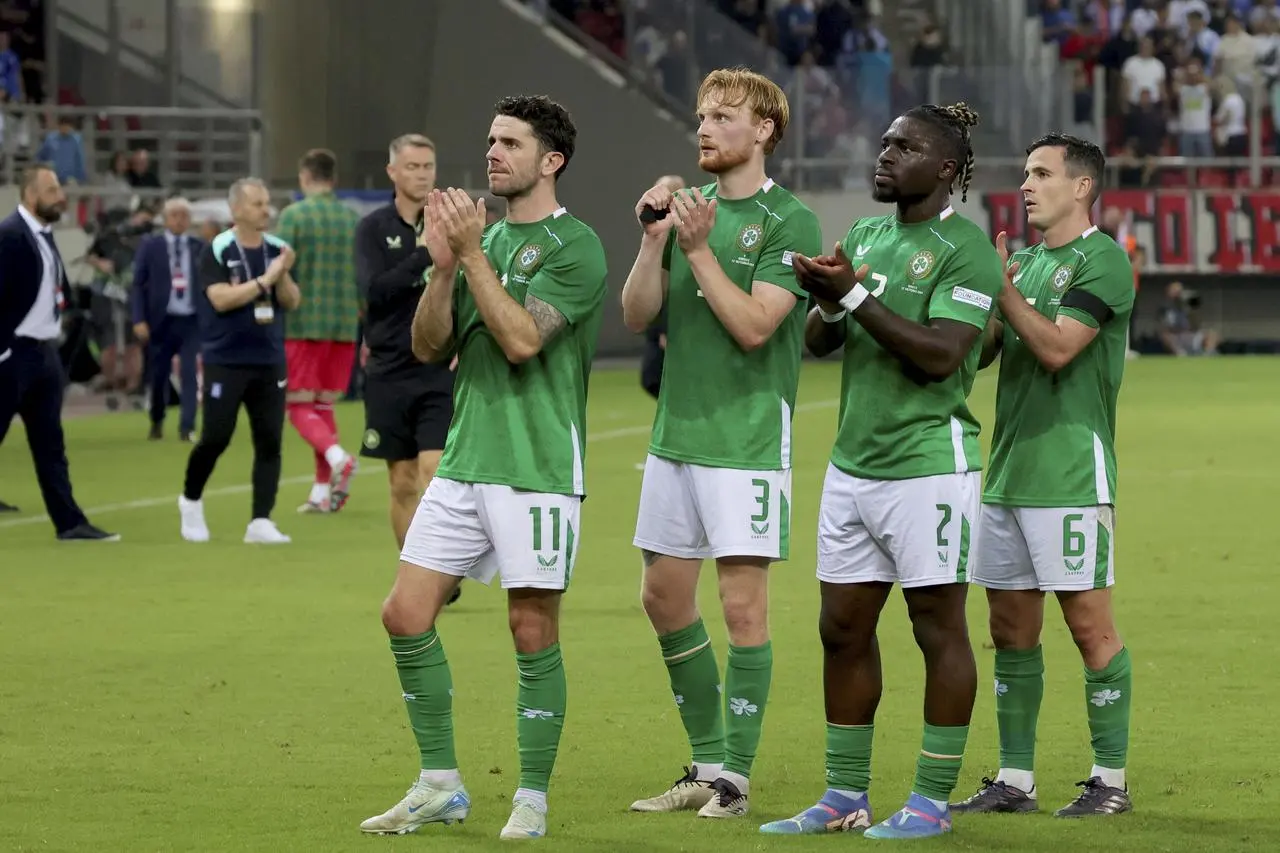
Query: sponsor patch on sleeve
[{"left": 952, "top": 286, "right": 993, "bottom": 311}]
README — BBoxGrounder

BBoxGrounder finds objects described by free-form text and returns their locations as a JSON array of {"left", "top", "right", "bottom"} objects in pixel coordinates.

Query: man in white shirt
[
  {"left": 0, "top": 164, "right": 119, "bottom": 541},
  {"left": 1121, "top": 36, "right": 1169, "bottom": 105},
  {"left": 1177, "top": 58, "right": 1215, "bottom": 156}
]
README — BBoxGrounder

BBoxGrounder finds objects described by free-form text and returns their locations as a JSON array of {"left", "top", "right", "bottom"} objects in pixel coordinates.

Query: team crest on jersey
[
  {"left": 1051, "top": 264, "right": 1073, "bottom": 292},
  {"left": 517, "top": 244, "right": 543, "bottom": 272},
  {"left": 738, "top": 224, "right": 764, "bottom": 252},
  {"left": 907, "top": 250, "right": 935, "bottom": 280}
]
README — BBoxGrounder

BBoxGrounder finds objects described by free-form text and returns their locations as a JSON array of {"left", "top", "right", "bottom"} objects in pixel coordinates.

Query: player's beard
[
  {"left": 35, "top": 201, "right": 64, "bottom": 223},
  {"left": 871, "top": 183, "right": 899, "bottom": 204},
  {"left": 699, "top": 143, "right": 752, "bottom": 175},
  {"left": 489, "top": 164, "right": 537, "bottom": 200}
]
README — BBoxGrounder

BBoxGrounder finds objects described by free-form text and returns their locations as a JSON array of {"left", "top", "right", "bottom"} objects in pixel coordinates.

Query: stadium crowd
[
  {"left": 1045, "top": 0, "right": 1279, "bottom": 186},
  {"left": 532, "top": 0, "right": 1278, "bottom": 188}
]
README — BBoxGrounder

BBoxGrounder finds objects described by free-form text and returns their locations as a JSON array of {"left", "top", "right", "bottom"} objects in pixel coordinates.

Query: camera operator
[
  {"left": 1159, "top": 280, "right": 1220, "bottom": 356},
  {"left": 86, "top": 204, "right": 156, "bottom": 409}
]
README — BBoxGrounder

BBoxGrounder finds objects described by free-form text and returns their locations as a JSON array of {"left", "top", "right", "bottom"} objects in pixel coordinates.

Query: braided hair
[{"left": 904, "top": 102, "right": 981, "bottom": 202}]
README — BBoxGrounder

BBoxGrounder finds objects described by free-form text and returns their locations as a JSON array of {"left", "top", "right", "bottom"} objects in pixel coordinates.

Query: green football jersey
[
  {"left": 435, "top": 208, "right": 607, "bottom": 496},
  {"left": 983, "top": 226, "right": 1135, "bottom": 507},
  {"left": 831, "top": 206, "right": 1004, "bottom": 481},
  {"left": 649, "top": 179, "right": 823, "bottom": 470}
]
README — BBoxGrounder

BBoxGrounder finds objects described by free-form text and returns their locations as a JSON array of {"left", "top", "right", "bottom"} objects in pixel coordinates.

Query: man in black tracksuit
[{"left": 355, "top": 133, "right": 460, "bottom": 603}]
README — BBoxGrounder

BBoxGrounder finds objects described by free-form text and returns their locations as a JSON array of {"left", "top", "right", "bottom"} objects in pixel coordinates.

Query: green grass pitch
[{"left": 1, "top": 357, "right": 1278, "bottom": 852}]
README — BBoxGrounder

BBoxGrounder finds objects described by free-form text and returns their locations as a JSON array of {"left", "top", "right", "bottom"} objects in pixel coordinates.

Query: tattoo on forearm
[{"left": 525, "top": 294, "right": 567, "bottom": 344}]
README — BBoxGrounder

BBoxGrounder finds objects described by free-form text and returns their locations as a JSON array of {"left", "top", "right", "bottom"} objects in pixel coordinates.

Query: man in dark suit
[
  {"left": 132, "top": 196, "right": 202, "bottom": 441},
  {"left": 0, "top": 164, "right": 118, "bottom": 540}
]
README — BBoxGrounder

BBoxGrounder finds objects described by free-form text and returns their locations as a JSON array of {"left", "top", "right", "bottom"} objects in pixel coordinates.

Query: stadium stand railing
[{"left": 1, "top": 104, "right": 264, "bottom": 193}]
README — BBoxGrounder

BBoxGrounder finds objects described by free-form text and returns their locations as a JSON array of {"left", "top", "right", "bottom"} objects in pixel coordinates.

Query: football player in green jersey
[
  {"left": 359, "top": 96, "right": 608, "bottom": 841},
  {"left": 620, "top": 68, "right": 823, "bottom": 820},
  {"left": 761, "top": 103, "right": 1003, "bottom": 841},
  {"left": 952, "top": 133, "right": 1135, "bottom": 819}
]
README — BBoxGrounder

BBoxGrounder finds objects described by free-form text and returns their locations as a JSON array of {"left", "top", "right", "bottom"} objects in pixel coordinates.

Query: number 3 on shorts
[{"left": 751, "top": 478, "right": 770, "bottom": 527}]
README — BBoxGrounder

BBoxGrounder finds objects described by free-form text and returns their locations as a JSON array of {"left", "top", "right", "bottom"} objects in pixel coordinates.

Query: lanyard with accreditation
[
  {"left": 229, "top": 237, "right": 277, "bottom": 325},
  {"left": 170, "top": 237, "right": 189, "bottom": 297}
]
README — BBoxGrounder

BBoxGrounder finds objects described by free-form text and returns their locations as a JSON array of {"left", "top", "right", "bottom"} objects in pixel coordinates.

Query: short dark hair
[
  {"left": 903, "top": 102, "right": 981, "bottom": 202},
  {"left": 494, "top": 95, "right": 577, "bottom": 179},
  {"left": 19, "top": 163, "right": 54, "bottom": 195},
  {"left": 299, "top": 148, "right": 337, "bottom": 183},
  {"left": 1026, "top": 132, "right": 1106, "bottom": 203}
]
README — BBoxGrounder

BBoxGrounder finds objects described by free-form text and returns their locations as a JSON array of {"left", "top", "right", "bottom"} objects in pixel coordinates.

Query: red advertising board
[{"left": 978, "top": 190, "right": 1280, "bottom": 273}]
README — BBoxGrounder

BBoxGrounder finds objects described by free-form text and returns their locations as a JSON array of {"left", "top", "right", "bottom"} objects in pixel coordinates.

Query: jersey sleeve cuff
[
  {"left": 927, "top": 310, "right": 989, "bottom": 331},
  {"left": 524, "top": 285, "right": 573, "bottom": 324},
  {"left": 754, "top": 275, "right": 806, "bottom": 298},
  {"left": 1057, "top": 306, "right": 1102, "bottom": 330}
]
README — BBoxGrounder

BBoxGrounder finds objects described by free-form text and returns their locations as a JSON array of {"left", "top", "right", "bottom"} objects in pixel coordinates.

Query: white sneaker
[
  {"left": 499, "top": 799, "right": 547, "bottom": 839},
  {"left": 629, "top": 766, "right": 716, "bottom": 812},
  {"left": 178, "top": 496, "right": 209, "bottom": 542},
  {"left": 697, "top": 779, "right": 748, "bottom": 818},
  {"left": 244, "top": 518, "right": 291, "bottom": 544},
  {"left": 359, "top": 780, "right": 470, "bottom": 835}
]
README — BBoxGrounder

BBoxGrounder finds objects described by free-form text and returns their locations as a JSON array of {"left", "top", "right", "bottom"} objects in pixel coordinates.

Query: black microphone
[{"left": 639, "top": 204, "right": 670, "bottom": 224}]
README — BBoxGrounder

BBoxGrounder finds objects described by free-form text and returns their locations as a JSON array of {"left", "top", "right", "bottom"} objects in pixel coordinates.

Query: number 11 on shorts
[{"left": 530, "top": 505, "right": 575, "bottom": 582}]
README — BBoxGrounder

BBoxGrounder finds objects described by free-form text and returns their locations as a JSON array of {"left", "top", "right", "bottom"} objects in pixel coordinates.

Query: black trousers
[
  {"left": 640, "top": 337, "right": 664, "bottom": 400},
  {"left": 183, "top": 362, "right": 286, "bottom": 520},
  {"left": 147, "top": 314, "right": 199, "bottom": 432},
  {"left": 0, "top": 339, "right": 88, "bottom": 533}
]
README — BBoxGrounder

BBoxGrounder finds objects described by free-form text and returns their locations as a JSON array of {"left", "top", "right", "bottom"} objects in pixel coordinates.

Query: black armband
[{"left": 1061, "top": 289, "right": 1114, "bottom": 325}]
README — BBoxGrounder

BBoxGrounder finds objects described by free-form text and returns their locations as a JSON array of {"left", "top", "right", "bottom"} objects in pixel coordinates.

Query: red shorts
[{"left": 285, "top": 340, "right": 357, "bottom": 393}]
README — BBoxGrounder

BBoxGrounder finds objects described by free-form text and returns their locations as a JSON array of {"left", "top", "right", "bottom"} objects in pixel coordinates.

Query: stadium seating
[{"left": 1025, "top": 0, "right": 1277, "bottom": 184}]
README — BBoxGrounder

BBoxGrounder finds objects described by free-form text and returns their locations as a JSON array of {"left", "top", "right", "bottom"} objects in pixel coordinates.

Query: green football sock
[
  {"left": 658, "top": 619, "right": 724, "bottom": 766},
  {"left": 723, "top": 641, "right": 773, "bottom": 778},
  {"left": 390, "top": 630, "right": 456, "bottom": 770},
  {"left": 516, "top": 643, "right": 567, "bottom": 793},
  {"left": 995, "top": 646, "right": 1044, "bottom": 772},
  {"left": 912, "top": 724, "right": 969, "bottom": 802},
  {"left": 1085, "top": 646, "right": 1132, "bottom": 770},
  {"left": 826, "top": 723, "right": 874, "bottom": 792}
]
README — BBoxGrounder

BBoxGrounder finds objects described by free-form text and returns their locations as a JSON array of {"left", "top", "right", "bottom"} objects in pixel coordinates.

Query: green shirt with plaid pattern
[{"left": 276, "top": 191, "right": 362, "bottom": 342}]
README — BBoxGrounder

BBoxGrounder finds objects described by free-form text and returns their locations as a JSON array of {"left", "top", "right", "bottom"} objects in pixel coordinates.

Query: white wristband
[
  {"left": 838, "top": 283, "right": 871, "bottom": 313},
  {"left": 817, "top": 306, "right": 847, "bottom": 323}
]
